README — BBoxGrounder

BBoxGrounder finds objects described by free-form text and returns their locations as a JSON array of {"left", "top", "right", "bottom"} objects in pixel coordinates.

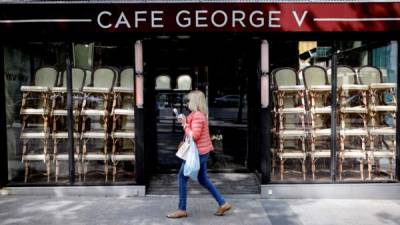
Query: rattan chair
[
  {"left": 110, "top": 67, "right": 135, "bottom": 182},
  {"left": 50, "top": 67, "right": 88, "bottom": 182},
  {"left": 175, "top": 74, "right": 192, "bottom": 90},
  {"left": 81, "top": 67, "right": 116, "bottom": 182},
  {"left": 272, "top": 67, "right": 307, "bottom": 181},
  {"left": 155, "top": 75, "right": 171, "bottom": 90},
  {"left": 20, "top": 67, "right": 58, "bottom": 132},
  {"left": 20, "top": 67, "right": 58, "bottom": 183},
  {"left": 359, "top": 66, "right": 397, "bottom": 180},
  {"left": 336, "top": 66, "right": 368, "bottom": 180},
  {"left": 303, "top": 65, "right": 331, "bottom": 180}
]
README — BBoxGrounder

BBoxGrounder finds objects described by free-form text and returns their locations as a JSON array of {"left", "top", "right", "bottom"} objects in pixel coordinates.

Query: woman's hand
[{"left": 177, "top": 114, "right": 186, "bottom": 127}]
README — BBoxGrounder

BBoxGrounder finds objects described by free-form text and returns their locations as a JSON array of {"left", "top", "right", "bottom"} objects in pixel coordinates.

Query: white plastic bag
[{"left": 183, "top": 136, "right": 200, "bottom": 181}]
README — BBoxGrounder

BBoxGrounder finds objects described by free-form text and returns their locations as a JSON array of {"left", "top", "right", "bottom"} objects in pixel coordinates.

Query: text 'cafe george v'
[{"left": 0, "top": 1, "right": 399, "bottom": 190}]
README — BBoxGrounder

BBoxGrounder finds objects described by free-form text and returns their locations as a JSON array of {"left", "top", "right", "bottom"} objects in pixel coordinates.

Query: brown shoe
[
  {"left": 214, "top": 203, "right": 232, "bottom": 216},
  {"left": 167, "top": 210, "right": 188, "bottom": 219}
]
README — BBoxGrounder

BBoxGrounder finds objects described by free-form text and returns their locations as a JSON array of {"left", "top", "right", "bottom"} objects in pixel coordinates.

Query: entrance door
[{"left": 146, "top": 37, "right": 258, "bottom": 174}]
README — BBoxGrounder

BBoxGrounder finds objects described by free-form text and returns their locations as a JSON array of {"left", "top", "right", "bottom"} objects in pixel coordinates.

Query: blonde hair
[{"left": 187, "top": 90, "right": 208, "bottom": 116}]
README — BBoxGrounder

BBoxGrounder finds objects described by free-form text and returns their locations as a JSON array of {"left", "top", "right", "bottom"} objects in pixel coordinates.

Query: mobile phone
[{"left": 173, "top": 108, "right": 179, "bottom": 117}]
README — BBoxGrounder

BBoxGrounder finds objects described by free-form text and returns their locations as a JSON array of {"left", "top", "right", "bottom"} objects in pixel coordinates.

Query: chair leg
[
  {"left": 271, "top": 152, "right": 276, "bottom": 176},
  {"left": 280, "top": 159, "right": 284, "bottom": 181},
  {"left": 341, "top": 114, "right": 345, "bottom": 130},
  {"left": 112, "top": 115, "right": 118, "bottom": 132},
  {"left": 312, "top": 158, "right": 316, "bottom": 181},
  {"left": 21, "top": 92, "right": 28, "bottom": 109},
  {"left": 370, "top": 112, "right": 376, "bottom": 128},
  {"left": 76, "top": 160, "right": 82, "bottom": 182},
  {"left": 21, "top": 115, "right": 28, "bottom": 131},
  {"left": 105, "top": 159, "right": 109, "bottom": 183},
  {"left": 81, "top": 116, "right": 87, "bottom": 133},
  {"left": 279, "top": 113, "right": 284, "bottom": 130},
  {"left": 362, "top": 91, "right": 367, "bottom": 108},
  {"left": 113, "top": 162, "right": 117, "bottom": 183},
  {"left": 389, "top": 157, "right": 393, "bottom": 180},
  {"left": 46, "top": 158, "right": 51, "bottom": 183},
  {"left": 24, "top": 161, "right": 29, "bottom": 183},
  {"left": 339, "top": 158, "right": 343, "bottom": 181},
  {"left": 83, "top": 161, "right": 88, "bottom": 182},
  {"left": 55, "top": 160, "right": 60, "bottom": 183},
  {"left": 301, "top": 159, "right": 306, "bottom": 181},
  {"left": 340, "top": 135, "right": 345, "bottom": 153},
  {"left": 360, "top": 159, "right": 364, "bottom": 180},
  {"left": 367, "top": 157, "right": 372, "bottom": 180},
  {"left": 43, "top": 115, "right": 49, "bottom": 133}
]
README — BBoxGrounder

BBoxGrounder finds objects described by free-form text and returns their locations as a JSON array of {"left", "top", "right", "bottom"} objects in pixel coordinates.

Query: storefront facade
[{"left": 0, "top": 0, "right": 399, "bottom": 190}]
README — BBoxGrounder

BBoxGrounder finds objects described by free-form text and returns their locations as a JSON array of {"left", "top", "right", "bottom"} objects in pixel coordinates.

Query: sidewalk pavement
[{"left": 1, "top": 194, "right": 400, "bottom": 225}]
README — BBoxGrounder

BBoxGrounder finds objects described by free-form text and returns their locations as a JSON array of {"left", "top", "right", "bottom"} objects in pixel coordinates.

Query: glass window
[
  {"left": 336, "top": 41, "right": 397, "bottom": 181},
  {"left": 5, "top": 42, "right": 136, "bottom": 185},
  {"left": 270, "top": 40, "right": 398, "bottom": 182}
]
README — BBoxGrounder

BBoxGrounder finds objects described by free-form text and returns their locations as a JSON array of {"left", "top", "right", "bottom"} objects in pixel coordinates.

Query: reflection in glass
[
  {"left": 5, "top": 43, "right": 137, "bottom": 184},
  {"left": 270, "top": 40, "right": 397, "bottom": 182}
]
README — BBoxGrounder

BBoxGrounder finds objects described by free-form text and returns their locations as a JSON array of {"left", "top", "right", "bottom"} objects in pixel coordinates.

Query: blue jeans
[{"left": 178, "top": 153, "right": 225, "bottom": 211}]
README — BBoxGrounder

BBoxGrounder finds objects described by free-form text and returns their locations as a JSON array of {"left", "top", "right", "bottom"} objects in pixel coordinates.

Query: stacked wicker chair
[
  {"left": 176, "top": 74, "right": 192, "bottom": 91},
  {"left": 81, "top": 67, "right": 116, "bottom": 182},
  {"left": 20, "top": 67, "right": 58, "bottom": 183},
  {"left": 272, "top": 67, "right": 307, "bottom": 181},
  {"left": 271, "top": 65, "right": 396, "bottom": 181},
  {"left": 111, "top": 67, "right": 135, "bottom": 182},
  {"left": 337, "top": 66, "right": 369, "bottom": 180},
  {"left": 303, "top": 66, "right": 332, "bottom": 181},
  {"left": 51, "top": 68, "right": 89, "bottom": 182},
  {"left": 359, "top": 66, "right": 397, "bottom": 180},
  {"left": 155, "top": 75, "right": 172, "bottom": 90}
]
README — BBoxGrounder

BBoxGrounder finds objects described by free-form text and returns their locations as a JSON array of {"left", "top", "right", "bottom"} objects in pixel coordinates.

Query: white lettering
[
  {"left": 292, "top": 11, "right": 308, "bottom": 27},
  {"left": 268, "top": 11, "right": 281, "bottom": 28},
  {"left": 232, "top": 10, "right": 246, "bottom": 28},
  {"left": 176, "top": 10, "right": 191, "bottom": 28},
  {"left": 97, "top": 11, "right": 112, "bottom": 29},
  {"left": 134, "top": 11, "right": 147, "bottom": 28},
  {"left": 115, "top": 12, "right": 131, "bottom": 28},
  {"left": 249, "top": 11, "right": 264, "bottom": 28},
  {"left": 151, "top": 11, "right": 164, "bottom": 28},
  {"left": 211, "top": 10, "right": 228, "bottom": 28},
  {"left": 196, "top": 10, "right": 208, "bottom": 28}
]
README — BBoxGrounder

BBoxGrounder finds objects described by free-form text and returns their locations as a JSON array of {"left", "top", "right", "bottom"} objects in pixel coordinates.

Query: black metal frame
[
  {"left": 66, "top": 52, "right": 76, "bottom": 185},
  {"left": 330, "top": 41, "right": 338, "bottom": 183},
  {"left": 396, "top": 39, "right": 400, "bottom": 180},
  {"left": 262, "top": 40, "right": 400, "bottom": 184},
  {"left": 0, "top": 33, "right": 398, "bottom": 187},
  {"left": 0, "top": 45, "right": 7, "bottom": 188}
]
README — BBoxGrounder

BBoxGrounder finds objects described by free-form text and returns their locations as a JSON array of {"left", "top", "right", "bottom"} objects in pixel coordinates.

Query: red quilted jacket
[{"left": 184, "top": 111, "right": 214, "bottom": 155}]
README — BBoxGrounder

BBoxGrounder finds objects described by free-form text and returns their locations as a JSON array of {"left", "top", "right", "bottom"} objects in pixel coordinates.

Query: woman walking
[{"left": 167, "top": 90, "right": 232, "bottom": 219}]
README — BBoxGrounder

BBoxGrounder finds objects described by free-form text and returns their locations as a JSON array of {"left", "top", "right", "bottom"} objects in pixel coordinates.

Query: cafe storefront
[{"left": 0, "top": 1, "right": 399, "bottom": 195}]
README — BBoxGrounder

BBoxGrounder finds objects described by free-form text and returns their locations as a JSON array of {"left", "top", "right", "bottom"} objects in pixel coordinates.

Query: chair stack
[
  {"left": 111, "top": 68, "right": 135, "bottom": 183},
  {"left": 303, "top": 66, "right": 332, "bottom": 181},
  {"left": 51, "top": 68, "right": 89, "bottom": 182},
  {"left": 20, "top": 66, "right": 136, "bottom": 183},
  {"left": 359, "top": 66, "right": 397, "bottom": 180},
  {"left": 272, "top": 68, "right": 307, "bottom": 181},
  {"left": 80, "top": 67, "right": 117, "bottom": 183},
  {"left": 336, "top": 66, "right": 369, "bottom": 180},
  {"left": 271, "top": 65, "right": 397, "bottom": 181},
  {"left": 20, "top": 67, "right": 59, "bottom": 183}
]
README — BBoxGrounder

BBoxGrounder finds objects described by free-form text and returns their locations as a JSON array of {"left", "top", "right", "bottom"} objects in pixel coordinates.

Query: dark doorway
[{"left": 145, "top": 37, "right": 259, "bottom": 176}]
